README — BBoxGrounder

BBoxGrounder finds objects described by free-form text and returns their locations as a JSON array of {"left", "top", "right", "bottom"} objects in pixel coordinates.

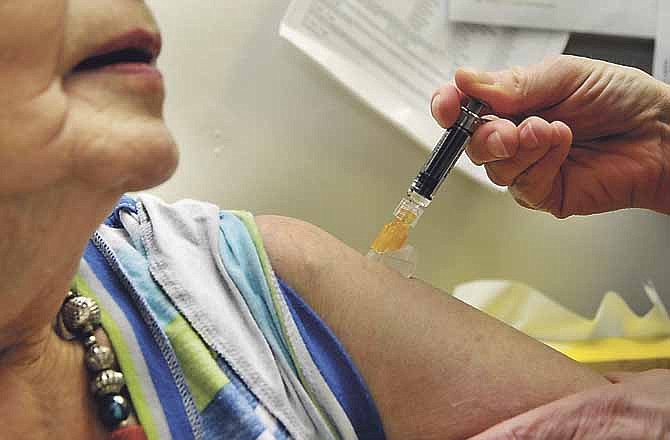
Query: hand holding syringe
[{"left": 367, "top": 97, "right": 488, "bottom": 277}]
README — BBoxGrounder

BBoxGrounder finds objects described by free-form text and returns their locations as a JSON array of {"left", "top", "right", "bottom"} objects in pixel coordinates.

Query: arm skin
[{"left": 257, "top": 215, "right": 608, "bottom": 440}]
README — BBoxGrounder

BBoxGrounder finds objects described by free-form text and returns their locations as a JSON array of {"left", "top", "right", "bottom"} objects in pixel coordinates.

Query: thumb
[{"left": 454, "top": 55, "right": 594, "bottom": 117}]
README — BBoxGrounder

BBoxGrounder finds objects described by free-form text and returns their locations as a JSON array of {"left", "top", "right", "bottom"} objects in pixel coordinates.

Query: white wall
[{"left": 145, "top": 0, "right": 670, "bottom": 316}]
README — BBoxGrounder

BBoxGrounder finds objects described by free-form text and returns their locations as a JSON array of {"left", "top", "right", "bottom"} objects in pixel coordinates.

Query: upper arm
[{"left": 256, "top": 215, "right": 606, "bottom": 440}]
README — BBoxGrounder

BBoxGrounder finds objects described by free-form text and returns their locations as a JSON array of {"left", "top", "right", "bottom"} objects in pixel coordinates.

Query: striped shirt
[{"left": 75, "top": 194, "right": 385, "bottom": 440}]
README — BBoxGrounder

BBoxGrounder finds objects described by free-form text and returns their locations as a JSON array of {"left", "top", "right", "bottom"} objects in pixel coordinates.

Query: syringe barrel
[{"left": 410, "top": 98, "right": 487, "bottom": 200}]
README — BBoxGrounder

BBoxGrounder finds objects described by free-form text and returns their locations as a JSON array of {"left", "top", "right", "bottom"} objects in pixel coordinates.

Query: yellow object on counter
[
  {"left": 547, "top": 337, "right": 670, "bottom": 372},
  {"left": 453, "top": 280, "right": 670, "bottom": 372}
]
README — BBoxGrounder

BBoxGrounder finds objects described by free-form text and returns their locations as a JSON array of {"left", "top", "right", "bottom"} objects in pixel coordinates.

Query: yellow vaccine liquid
[{"left": 370, "top": 208, "right": 417, "bottom": 253}]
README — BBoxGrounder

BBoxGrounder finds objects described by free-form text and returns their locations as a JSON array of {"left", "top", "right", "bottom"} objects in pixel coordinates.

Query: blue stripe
[
  {"left": 200, "top": 358, "right": 290, "bottom": 439},
  {"left": 278, "top": 278, "right": 386, "bottom": 440},
  {"left": 218, "top": 212, "right": 295, "bottom": 371},
  {"left": 105, "top": 195, "right": 138, "bottom": 227},
  {"left": 102, "top": 232, "right": 178, "bottom": 326},
  {"left": 84, "top": 241, "right": 198, "bottom": 440}
]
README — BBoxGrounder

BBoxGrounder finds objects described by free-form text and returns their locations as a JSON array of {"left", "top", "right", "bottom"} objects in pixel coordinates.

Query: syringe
[{"left": 368, "top": 97, "right": 488, "bottom": 261}]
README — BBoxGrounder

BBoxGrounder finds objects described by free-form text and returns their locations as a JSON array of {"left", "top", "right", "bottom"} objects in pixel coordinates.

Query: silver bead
[
  {"left": 61, "top": 295, "right": 101, "bottom": 334},
  {"left": 85, "top": 345, "right": 116, "bottom": 372},
  {"left": 83, "top": 334, "right": 98, "bottom": 349},
  {"left": 90, "top": 369, "right": 125, "bottom": 397},
  {"left": 54, "top": 310, "right": 78, "bottom": 341}
]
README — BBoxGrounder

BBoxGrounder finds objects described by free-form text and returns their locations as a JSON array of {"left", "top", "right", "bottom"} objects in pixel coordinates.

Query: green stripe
[
  {"left": 165, "top": 315, "right": 229, "bottom": 412},
  {"left": 231, "top": 212, "right": 296, "bottom": 360},
  {"left": 230, "top": 211, "right": 339, "bottom": 438},
  {"left": 73, "top": 275, "right": 160, "bottom": 440}
]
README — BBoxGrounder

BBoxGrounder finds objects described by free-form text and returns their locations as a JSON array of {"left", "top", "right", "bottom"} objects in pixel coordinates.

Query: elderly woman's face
[{"left": 0, "top": 0, "right": 178, "bottom": 195}]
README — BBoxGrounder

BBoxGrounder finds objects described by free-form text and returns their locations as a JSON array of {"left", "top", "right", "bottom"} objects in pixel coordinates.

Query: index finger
[
  {"left": 431, "top": 83, "right": 466, "bottom": 128},
  {"left": 465, "top": 117, "right": 519, "bottom": 165}
]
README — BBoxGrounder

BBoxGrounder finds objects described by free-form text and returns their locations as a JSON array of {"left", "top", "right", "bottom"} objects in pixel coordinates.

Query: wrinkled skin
[
  {"left": 0, "top": 0, "right": 178, "bottom": 349},
  {"left": 432, "top": 56, "right": 670, "bottom": 218},
  {"left": 0, "top": 1, "right": 177, "bottom": 439},
  {"left": 468, "top": 369, "right": 670, "bottom": 439},
  {"left": 0, "top": 0, "right": 177, "bottom": 195}
]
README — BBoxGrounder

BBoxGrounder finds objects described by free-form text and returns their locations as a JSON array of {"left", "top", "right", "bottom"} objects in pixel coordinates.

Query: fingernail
[
  {"left": 551, "top": 122, "right": 563, "bottom": 140},
  {"left": 487, "top": 132, "right": 509, "bottom": 158},
  {"left": 431, "top": 93, "right": 442, "bottom": 121},
  {"left": 521, "top": 122, "right": 539, "bottom": 149},
  {"left": 461, "top": 67, "right": 496, "bottom": 85}
]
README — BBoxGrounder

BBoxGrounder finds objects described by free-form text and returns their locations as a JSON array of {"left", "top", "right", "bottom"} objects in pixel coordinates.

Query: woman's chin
[
  {"left": 73, "top": 121, "right": 180, "bottom": 194},
  {"left": 123, "top": 139, "right": 179, "bottom": 192}
]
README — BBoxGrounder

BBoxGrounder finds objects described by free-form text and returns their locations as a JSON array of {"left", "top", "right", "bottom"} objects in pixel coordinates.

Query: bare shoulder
[
  {"left": 254, "top": 214, "right": 411, "bottom": 343},
  {"left": 255, "top": 214, "right": 353, "bottom": 260},
  {"left": 255, "top": 215, "right": 394, "bottom": 300},
  {"left": 254, "top": 215, "right": 330, "bottom": 284}
]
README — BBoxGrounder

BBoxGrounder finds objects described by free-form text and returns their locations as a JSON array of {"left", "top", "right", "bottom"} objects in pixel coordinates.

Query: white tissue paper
[
  {"left": 453, "top": 280, "right": 670, "bottom": 342},
  {"left": 454, "top": 280, "right": 670, "bottom": 369},
  {"left": 280, "top": 0, "right": 569, "bottom": 190}
]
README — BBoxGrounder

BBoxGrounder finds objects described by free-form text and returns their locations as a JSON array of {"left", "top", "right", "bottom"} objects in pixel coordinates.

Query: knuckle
[
  {"left": 466, "top": 145, "right": 486, "bottom": 166},
  {"left": 485, "top": 162, "right": 515, "bottom": 186},
  {"left": 568, "top": 392, "right": 634, "bottom": 438},
  {"left": 603, "top": 391, "right": 633, "bottom": 416},
  {"left": 508, "top": 65, "right": 531, "bottom": 106},
  {"left": 551, "top": 209, "right": 571, "bottom": 219},
  {"left": 486, "top": 164, "right": 513, "bottom": 186},
  {"left": 574, "top": 388, "right": 629, "bottom": 419},
  {"left": 510, "top": 177, "right": 554, "bottom": 214},
  {"left": 510, "top": 186, "right": 531, "bottom": 208},
  {"left": 509, "top": 66, "right": 528, "bottom": 94},
  {"left": 465, "top": 141, "right": 492, "bottom": 166}
]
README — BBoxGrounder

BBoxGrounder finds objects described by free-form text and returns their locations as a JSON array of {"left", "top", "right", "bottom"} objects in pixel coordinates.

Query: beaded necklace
[{"left": 55, "top": 290, "right": 147, "bottom": 440}]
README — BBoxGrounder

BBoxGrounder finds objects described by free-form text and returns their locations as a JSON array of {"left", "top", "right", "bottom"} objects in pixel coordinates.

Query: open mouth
[{"left": 73, "top": 47, "right": 155, "bottom": 73}]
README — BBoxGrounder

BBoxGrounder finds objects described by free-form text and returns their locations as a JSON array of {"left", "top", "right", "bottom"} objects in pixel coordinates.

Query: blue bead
[{"left": 99, "top": 394, "right": 130, "bottom": 428}]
